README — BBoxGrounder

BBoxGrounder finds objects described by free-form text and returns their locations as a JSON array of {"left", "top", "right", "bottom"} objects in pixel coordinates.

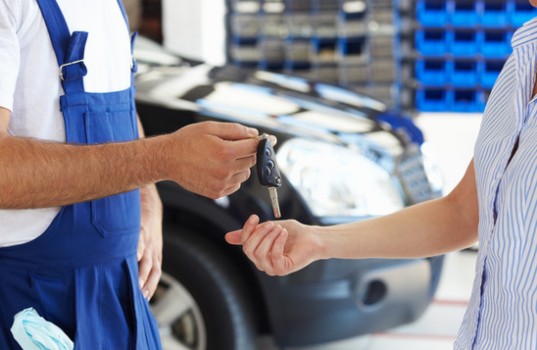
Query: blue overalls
[{"left": 0, "top": 0, "right": 162, "bottom": 348}]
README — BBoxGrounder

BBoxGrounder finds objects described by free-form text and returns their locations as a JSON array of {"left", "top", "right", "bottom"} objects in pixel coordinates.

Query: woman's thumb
[{"left": 225, "top": 230, "right": 242, "bottom": 245}]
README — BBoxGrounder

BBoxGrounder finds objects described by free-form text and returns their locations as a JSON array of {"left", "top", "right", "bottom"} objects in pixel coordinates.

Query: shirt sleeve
[{"left": 0, "top": 0, "right": 20, "bottom": 112}]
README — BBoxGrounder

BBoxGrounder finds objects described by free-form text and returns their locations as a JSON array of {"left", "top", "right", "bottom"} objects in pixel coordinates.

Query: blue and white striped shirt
[{"left": 455, "top": 17, "right": 537, "bottom": 349}]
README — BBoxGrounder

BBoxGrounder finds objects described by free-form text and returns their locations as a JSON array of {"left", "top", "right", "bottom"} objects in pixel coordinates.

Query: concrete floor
[{"left": 258, "top": 113, "right": 483, "bottom": 350}]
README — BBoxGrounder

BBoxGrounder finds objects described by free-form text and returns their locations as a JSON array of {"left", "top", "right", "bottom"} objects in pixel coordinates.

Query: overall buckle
[{"left": 59, "top": 59, "right": 85, "bottom": 81}]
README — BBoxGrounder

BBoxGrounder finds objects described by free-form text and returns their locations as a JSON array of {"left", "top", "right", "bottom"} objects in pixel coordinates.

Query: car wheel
[
  {"left": 150, "top": 272, "right": 206, "bottom": 350},
  {"left": 151, "top": 225, "right": 258, "bottom": 350}
]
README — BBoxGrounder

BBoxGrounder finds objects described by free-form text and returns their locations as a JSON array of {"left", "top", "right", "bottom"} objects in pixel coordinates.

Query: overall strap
[{"left": 35, "top": 0, "right": 87, "bottom": 93}]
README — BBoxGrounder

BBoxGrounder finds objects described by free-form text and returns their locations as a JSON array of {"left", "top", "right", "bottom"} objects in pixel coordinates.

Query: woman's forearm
[
  {"left": 318, "top": 161, "right": 479, "bottom": 260},
  {"left": 319, "top": 197, "right": 478, "bottom": 259}
]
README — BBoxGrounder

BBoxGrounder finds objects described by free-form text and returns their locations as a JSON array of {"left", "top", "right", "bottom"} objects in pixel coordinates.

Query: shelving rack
[
  {"left": 413, "top": 0, "right": 537, "bottom": 112},
  {"left": 225, "top": 0, "right": 405, "bottom": 109},
  {"left": 226, "top": 0, "right": 537, "bottom": 113}
]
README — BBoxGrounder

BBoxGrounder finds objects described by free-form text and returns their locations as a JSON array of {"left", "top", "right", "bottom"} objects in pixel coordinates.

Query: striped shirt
[{"left": 455, "top": 17, "right": 537, "bottom": 349}]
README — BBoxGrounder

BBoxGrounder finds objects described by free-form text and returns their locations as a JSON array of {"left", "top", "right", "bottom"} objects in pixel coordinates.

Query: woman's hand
[{"left": 225, "top": 215, "right": 325, "bottom": 276}]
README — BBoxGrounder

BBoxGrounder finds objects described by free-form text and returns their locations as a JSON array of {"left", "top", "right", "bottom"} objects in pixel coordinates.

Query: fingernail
[
  {"left": 247, "top": 127, "right": 259, "bottom": 137},
  {"left": 139, "top": 279, "right": 144, "bottom": 288},
  {"left": 143, "top": 290, "right": 150, "bottom": 300}
]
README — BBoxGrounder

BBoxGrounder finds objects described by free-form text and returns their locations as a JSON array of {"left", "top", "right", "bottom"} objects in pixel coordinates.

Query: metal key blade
[{"left": 268, "top": 187, "right": 281, "bottom": 219}]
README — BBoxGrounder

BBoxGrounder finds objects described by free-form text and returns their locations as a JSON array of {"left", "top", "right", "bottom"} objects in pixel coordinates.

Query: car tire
[{"left": 151, "top": 224, "right": 258, "bottom": 350}]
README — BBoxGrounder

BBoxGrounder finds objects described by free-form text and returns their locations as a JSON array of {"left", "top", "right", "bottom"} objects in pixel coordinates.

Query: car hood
[{"left": 135, "top": 63, "right": 419, "bottom": 157}]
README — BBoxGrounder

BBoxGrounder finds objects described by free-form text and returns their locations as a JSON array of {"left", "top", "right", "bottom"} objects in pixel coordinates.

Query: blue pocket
[
  {"left": 85, "top": 110, "right": 137, "bottom": 144},
  {"left": 90, "top": 190, "right": 141, "bottom": 238},
  {"left": 85, "top": 110, "right": 141, "bottom": 238}
]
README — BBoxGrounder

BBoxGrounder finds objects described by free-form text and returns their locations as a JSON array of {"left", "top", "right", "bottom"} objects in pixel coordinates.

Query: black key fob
[{"left": 256, "top": 136, "right": 282, "bottom": 188}]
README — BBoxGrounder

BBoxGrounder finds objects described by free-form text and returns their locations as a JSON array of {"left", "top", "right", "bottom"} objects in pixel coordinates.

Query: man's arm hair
[{"left": 0, "top": 107, "right": 168, "bottom": 209}]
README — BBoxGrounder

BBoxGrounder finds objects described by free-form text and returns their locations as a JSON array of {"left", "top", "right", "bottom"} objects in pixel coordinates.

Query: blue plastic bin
[
  {"left": 415, "top": 29, "right": 449, "bottom": 56},
  {"left": 416, "top": 88, "right": 450, "bottom": 111},
  {"left": 228, "top": 37, "right": 261, "bottom": 67},
  {"left": 482, "top": 0, "right": 509, "bottom": 27},
  {"left": 337, "top": 37, "right": 366, "bottom": 56},
  {"left": 311, "top": 37, "right": 338, "bottom": 64},
  {"left": 451, "top": 0, "right": 480, "bottom": 27},
  {"left": 284, "top": 61, "right": 311, "bottom": 72},
  {"left": 416, "top": 0, "right": 449, "bottom": 27},
  {"left": 284, "top": 38, "right": 311, "bottom": 71},
  {"left": 416, "top": 59, "right": 450, "bottom": 86},
  {"left": 480, "top": 60, "right": 505, "bottom": 89},
  {"left": 480, "top": 30, "right": 513, "bottom": 58},
  {"left": 452, "top": 89, "right": 485, "bottom": 112},
  {"left": 509, "top": 0, "right": 537, "bottom": 27},
  {"left": 451, "top": 29, "right": 480, "bottom": 57},
  {"left": 259, "top": 60, "right": 285, "bottom": 70},
  {"left": 451, "top": 60, "right": 479, "bottom": 87}
]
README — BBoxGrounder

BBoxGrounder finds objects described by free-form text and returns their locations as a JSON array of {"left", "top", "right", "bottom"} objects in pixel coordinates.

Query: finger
[
  {"left": 225, "top": 230, "right": 242, "bottom": 245},
  {"left": 255, "top": 225, "right": 284, "bottom": 274},
  {"left": 137, "top": 239, "right": 146, "bottom": 261},
  {"left": 255, "top": 224, "right": 282, "bottom": 257},
  {"left": 141, "top": 262, "right": 162, "bottom": 300},
  {"left": 215, "top": 156, "right": 255, "bottom": 198},
  {"left": 241, "top": 215, "right": 260, "bottom": 244},
  {"left": 229, "top": 168, "right": 251, "bottom": 186},
  {"left": 221, "top": 164, "right": 254, "bottom": 192},
  {"left": 138, "top": 254, "right": 152, "bottom": 296},
  {"left": 242, "top": 221, "right": 275, "bottom": 263},
  {"left": 267, "top": 134, "right": 277, "bottom": 146},
  {"left": 218, "top": 183, "right": 241, "bottom": 198},
  {"left": 221, "top": 138, "right": 259, "bottom": 160},
  {"left": 207, "top": 122, "right": 259, "bottom": 140},
  {"left": 234, "top": 154, "right": 257, "bottom": 171},
  {"left": 270, "top": 229, "right": 289, "bottom": 275}
]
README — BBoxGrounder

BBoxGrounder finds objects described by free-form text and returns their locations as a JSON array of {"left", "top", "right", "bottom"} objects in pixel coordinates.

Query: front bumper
[{"left": 260, "top": 256, "right": 442, "bottom": 347}]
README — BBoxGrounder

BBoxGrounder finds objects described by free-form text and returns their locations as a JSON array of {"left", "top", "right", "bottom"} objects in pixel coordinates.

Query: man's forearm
[{"left": 0, "top": 134, "right": 169, "bottom": 209}]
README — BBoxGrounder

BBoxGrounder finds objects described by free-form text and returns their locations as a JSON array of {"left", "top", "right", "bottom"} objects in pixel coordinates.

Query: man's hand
[
  {"left": 168, "top": 121, "right": 259, "bottom": 199},
  {"left": 137, "top": 184, "right": 163, "bottom": 300},
  {"left": 225, "top": 215, "right": 325, "bottom": 276}
]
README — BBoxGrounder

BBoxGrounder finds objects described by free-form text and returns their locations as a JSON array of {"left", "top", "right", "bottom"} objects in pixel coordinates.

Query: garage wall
[{"left": 162, "top": 0, "right": 226, "bottom": 64}]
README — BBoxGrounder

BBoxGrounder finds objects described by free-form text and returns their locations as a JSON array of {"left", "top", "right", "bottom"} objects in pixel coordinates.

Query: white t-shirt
[{"left": 0, "top": 0, "right": 133, "bottom": 246}]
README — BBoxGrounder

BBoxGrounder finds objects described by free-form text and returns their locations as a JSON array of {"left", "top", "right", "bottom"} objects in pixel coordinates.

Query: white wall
[
  {"left": 415, "top": 113, "right": 481, "bottom": 193},
  {"left": 162, "top": 0, "right": 226, "bottom": 65}
]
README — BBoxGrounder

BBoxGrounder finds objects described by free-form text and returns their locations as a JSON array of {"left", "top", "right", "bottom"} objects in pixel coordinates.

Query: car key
[{"left": 257, "top": 134, "right": 282, "bottom": 219}]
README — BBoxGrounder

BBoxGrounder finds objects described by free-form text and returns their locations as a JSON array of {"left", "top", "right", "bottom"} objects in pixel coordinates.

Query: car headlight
[{"left": 276, "top": 138, "right": 405, "bottom": 217}]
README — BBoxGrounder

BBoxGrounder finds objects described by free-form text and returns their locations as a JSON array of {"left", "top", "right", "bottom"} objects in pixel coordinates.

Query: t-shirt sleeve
[{"left": 0, "top": 0, "right": 20, "bottom": 112}]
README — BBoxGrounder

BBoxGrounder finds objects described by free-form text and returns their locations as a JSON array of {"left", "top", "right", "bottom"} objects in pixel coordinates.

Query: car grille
[{"left": 396, "top": 147, "right": 439, "bottom": 205}]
